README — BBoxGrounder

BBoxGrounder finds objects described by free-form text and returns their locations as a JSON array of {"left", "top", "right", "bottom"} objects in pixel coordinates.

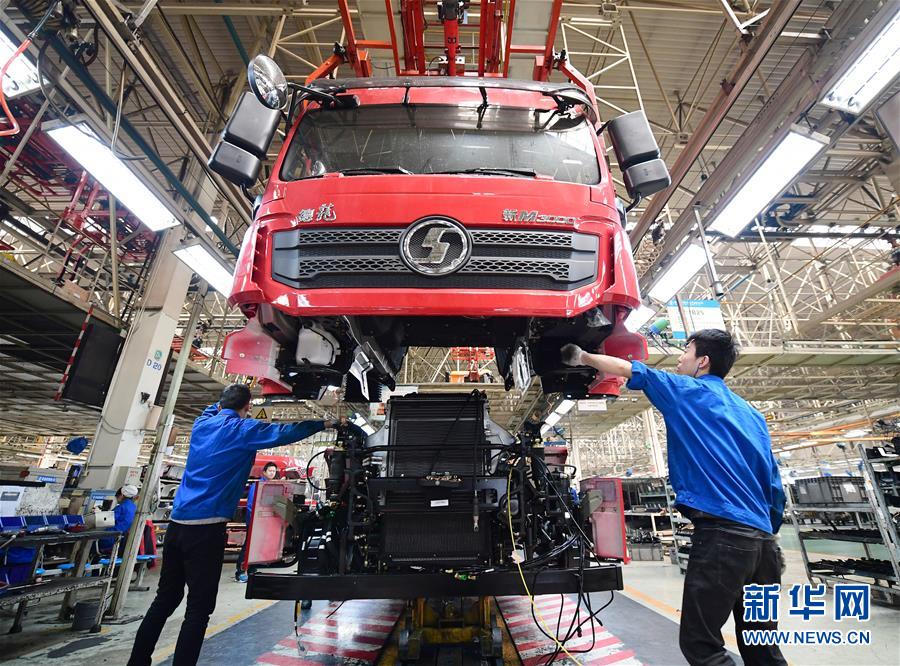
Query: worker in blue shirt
[
  {"left": 128, "top": 383, "right": 333, "bottom": 666},
  {"left": 563, "top": 329, "right": 786, "bottom": 666},
  {"left": 98, "top": 485, "right": 139, "bottom": 552}
]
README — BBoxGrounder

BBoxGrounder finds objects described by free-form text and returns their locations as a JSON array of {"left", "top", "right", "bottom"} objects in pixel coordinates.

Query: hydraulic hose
[{"left": 0, "top": 1, "right": 59, "bottom": 137}]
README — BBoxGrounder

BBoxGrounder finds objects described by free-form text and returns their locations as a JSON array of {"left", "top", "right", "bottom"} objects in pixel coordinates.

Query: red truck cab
[{"left": 213, "top": 63, "right": 668, "bottom": 401}]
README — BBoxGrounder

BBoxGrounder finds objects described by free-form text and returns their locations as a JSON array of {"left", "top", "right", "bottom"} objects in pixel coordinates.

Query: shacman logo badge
[{"left": 400, "top": 217, "right": 471, "bottom": 276}]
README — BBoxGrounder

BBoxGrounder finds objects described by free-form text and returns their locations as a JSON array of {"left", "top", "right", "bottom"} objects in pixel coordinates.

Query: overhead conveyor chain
[{"left": 250, "top": 596, "right": 637, "bottom": 666}]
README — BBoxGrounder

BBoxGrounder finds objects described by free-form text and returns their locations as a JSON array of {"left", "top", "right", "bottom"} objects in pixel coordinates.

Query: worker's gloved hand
[{"left": 560, "top": 343, "right": 585, "bottom": 367}]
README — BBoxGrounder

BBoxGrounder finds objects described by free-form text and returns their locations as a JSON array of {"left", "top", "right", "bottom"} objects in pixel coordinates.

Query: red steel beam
[
  {"left": 479, "top": 0, "right": 502, "bottom": 74},
  {"left": 478, "top": 0, "right": 487, "bottom": 75},
  {"left": 400, "top": 0, "right": 418, "bottom": 72},
  {"left": 556, "top": 56, "right": 599, "bottom": 124},
  {"left": 406, "top": 0, "right": 427, "bottom": 74},
  {"left": 509, "top": 45, "right": 543, "bottom": 54},
  {"left": 384, "top": 0, "right": 401, "bottom": 75},
  {"left": 502, "top": 0, "right": 516, "bottom": 77},
  {"left": 305, "top": 54, "right": 344, "bottom": 84},
  {"left": 337, "top": 0, "right": 369, "bottom": 77},
  {"left": 534, "top": 0, "right": 563, "bottom": 81},
  {"left": 357, "top": 40, "right": 394, "bottom": 49}
]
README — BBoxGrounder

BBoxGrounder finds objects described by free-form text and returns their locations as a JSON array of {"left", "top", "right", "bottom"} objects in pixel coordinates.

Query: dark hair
[
  {"left": 220, "top": 383, "right": 252, "bottom": 411},
  {"left": 686, "top": 329, "right": 738, "bottom": 378},
  {"left": 262, "top": 462, "right": 278, "bottom": 477}
]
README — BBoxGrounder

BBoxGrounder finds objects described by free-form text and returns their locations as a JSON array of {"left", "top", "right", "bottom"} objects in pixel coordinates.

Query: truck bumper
[{"left": 246, "top": 563, "right": 623, "bottom": 600}]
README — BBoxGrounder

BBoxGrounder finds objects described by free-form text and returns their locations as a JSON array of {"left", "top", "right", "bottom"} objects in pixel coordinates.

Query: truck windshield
[{"left": 280, "top": 104, "right": 601, "bottom": 185}]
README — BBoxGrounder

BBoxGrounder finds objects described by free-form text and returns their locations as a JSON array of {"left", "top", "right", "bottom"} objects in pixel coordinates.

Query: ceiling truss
[{"left": 0, "top": 0, "right": 897, "bottom": 471}]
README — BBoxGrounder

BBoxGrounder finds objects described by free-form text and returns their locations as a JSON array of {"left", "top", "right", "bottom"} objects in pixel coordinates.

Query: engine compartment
[{"left": 244, "top": 392, "right": 624, "bottom": 600}]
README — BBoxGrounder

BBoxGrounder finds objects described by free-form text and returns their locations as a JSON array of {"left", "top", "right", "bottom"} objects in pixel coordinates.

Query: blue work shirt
[
  {"left": 99, "top": 497, "right": 137, "bottom": 551},
  {"left": 627, "top": 361, "right": 785, "bottom": 534},
  {"left": 171, "top": 405, "right": 326, "bottom": 522}
]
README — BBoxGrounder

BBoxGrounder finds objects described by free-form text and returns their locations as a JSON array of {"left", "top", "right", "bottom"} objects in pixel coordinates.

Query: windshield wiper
[
  {"left": 337, "top": 167, "right": 412, "bottom": 175},
  {"left": 435, "top": 167, "right": 537, "bottom": 178}
]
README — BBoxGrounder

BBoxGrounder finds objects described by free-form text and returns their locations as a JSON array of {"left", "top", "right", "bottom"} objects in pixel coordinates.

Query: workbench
[{"left": 0, "top": 529, "right": 121, "bottom": 633}]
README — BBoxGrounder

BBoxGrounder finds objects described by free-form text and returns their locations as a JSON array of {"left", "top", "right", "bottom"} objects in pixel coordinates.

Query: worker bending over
[
  {"left": 98, "top": 484, "right": 138, "bottom": 552},
  {"left": 128, "top": 383, "right": 333, "bottom": 666},
  {"left": 562, "top": 329, "right": 786, "bottom": 666}
]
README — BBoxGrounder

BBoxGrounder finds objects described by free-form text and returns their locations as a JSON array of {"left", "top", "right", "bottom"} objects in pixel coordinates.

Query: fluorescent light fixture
[
  {"left": 44, "top": 123, "right": 180, "bottom": 232},
  {"left": 351, "top": 413, "right": 375, "bottom": 435},
  {"left": 707, "top": 130, "right": 828, "bottom": 237},
  {"left": 173, "top": 244, "right": 235, "bottom": 294},
  {"left": 544, "top": 411, "right": 562, "bottom": 428},
  {"left": 843, "top": 428, "right": 869, "bottom": 439},
  {"left": 821, "top": 7, "right": 900, "bottom": 113},
  {"left": 0, "top": 30, "right": 40, "bottom": 98},
  {"left": 555, "top": 399, "right": 576, "bottom": 416},
  {"left": 647, "top": 244, "right": 706, "bottom": 303},
  {"left": 625, "top": 304, "right": 656, "bottom": 332}
]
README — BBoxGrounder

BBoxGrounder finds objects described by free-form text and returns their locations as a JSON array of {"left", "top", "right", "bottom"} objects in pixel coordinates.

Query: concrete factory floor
[{"left": 1, "top": 546, "right": 898, "bottom": 665}]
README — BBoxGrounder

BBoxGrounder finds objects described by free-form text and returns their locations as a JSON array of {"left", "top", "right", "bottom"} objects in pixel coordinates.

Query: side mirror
[
  {"left": 605, "top": 110, "right": 670, "bottom": 199},
  {"left": 248, "top": 54, "right": 288, "bottom": 110},
  {"left": 224, "top": 93, "right": 280, "bottom": 158},
  {"left": 208, "top": 142, "right": 260, "bottom": 188},
  {"left": 606, "top": 110, "right": 659, "bottom": 170},
  {"left": 208, "top": 93, "right": 280, "bottom": 187},
  {"left": 623, "top": 159, "right": 670, "bottom": 199}
]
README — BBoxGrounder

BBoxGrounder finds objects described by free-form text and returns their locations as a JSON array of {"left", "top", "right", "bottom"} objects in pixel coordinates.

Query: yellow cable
[{"left": 507, "top": 467, "right": 583, "bottom": 665}]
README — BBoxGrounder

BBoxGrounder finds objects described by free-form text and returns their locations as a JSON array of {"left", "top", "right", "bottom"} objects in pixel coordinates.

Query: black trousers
[
  {"left": 680, "top": 518, "right": 788, "bottom": 666},
  {"left": 235, "top": 540, "right": 246, "bottom": 578},
  {"left": 128, "top": 521, "right": 227, "bottom": 666}
]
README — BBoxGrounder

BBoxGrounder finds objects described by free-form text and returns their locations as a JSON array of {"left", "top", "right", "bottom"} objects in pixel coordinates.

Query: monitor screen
[{"left": 60, "top": 322, "right": 124, "bottom": 408}]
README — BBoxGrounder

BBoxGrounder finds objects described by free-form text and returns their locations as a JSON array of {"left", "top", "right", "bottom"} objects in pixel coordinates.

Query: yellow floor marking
[
  {"left": 151, "top": 600, "right": 277, "bottom": 663},
  {"left": 621, "top": 585, "right": 741, "bottom": 652}
]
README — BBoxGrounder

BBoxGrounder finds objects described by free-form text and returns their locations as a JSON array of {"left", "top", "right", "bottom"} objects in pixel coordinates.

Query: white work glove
[{"left": 560, "top": 343, "right": 585, "bottom": 367}]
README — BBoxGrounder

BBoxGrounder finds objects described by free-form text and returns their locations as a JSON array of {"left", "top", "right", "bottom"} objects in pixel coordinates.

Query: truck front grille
[{"left": 270, "top": 227, "right": 598, "bottom": 291}]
